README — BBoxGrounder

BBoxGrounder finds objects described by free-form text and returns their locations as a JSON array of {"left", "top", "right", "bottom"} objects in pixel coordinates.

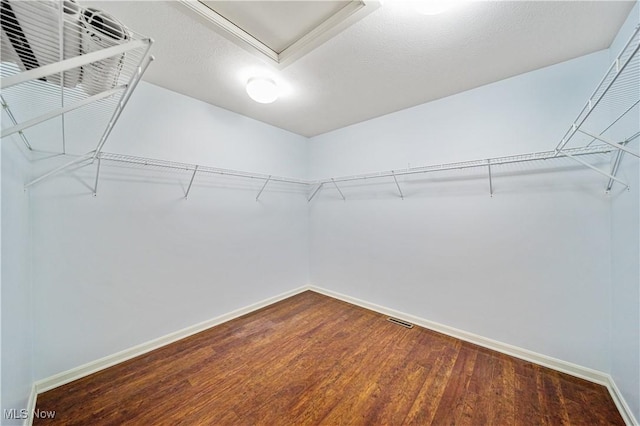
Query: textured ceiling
[{"left": 87, "top": 1, "right": 635, "bottom": 137}]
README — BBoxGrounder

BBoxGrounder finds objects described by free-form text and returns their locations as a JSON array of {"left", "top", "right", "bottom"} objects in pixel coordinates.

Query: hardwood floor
[{"left": 34, "top": 291, "right": 624, "bottom": 425}]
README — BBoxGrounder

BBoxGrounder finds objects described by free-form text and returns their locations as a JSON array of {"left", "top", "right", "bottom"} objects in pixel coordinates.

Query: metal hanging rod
[
  {"left": 312, "top": 145, "right": 614, "bottom": 186},
  {"left": 25, "top": 145, "right": 616, "bottom": 195},
  {"left": 96, "top": 152, "right": 309, "bottom": 186},
  {"left": 10, "top": 2, "right": 638, "bottom": 202}
]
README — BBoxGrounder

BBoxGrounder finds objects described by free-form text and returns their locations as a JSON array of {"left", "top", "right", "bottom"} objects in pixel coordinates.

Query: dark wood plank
[{"left": 34, "top": 291, "right": 625, "bottom": 425}]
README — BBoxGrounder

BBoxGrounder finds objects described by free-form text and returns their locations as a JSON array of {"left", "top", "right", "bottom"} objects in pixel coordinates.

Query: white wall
[
  {"left": 307, "top": 51, "right": 610, "bottom": 179},
  {"left": 1, "top": 129, "right": 33, "bottom": 423},
  {"left": 29, "top": 82, "right": 310, "bottom": 380},
  {"left": 308, "top": 50, "right": 614, "bottom": 371},
  {"left": 609, "top": 2, "right": 640, "bottom": 421}
]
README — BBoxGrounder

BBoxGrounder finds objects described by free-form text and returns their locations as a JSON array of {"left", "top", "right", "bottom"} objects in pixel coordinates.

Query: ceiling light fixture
[
  {"left": 414, "top": 0, "right": 458, "bottom": 15},
  {"left": 246, "top": 77, "right": 279, "bottom": 104}
]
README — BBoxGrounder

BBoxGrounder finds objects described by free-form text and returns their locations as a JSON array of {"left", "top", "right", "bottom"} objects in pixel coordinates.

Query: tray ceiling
[
  {"left": 202, "top": 0, "right": 355, "bottom": 53},
  {"left": 84, "top": 1, "right": 636, "bottom": 137},
  {"left": 182, "top": 0, "right": 377, "bottom": 67}
]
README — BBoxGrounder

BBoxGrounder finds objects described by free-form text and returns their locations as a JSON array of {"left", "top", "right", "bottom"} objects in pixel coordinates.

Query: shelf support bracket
[
  {"left": 331, "top": 178, "right": 346, "bottom": 201},
  {"left": 391, "top": 171, "right": 404, "bottom": 199},
  {"left": 185, "top": 165, "right": 198, "bottom": 199},
  {"left": 92, "top": 50, "right": 155, "bottom": 160},
  {"left": 606, "top": 137, "right": 637, "bottom": 192},
  {"left": 607, "top": 150, "right": 626, "bottom": 193},
  {"left": 256, "top": 175, "right": 271, "bottom": 201},
  {"left": 24, "top": 151, "right": 95, "bottom": 189},
  {"left": 560, "top": 150, "right": 628, "bottom": 188},
  {"left": 576, "top": 129, "right": 639, "bottom": 159},
  {"left": 93, "top": 157, "right": 101, "bottom": 196},
  {"left": 487, "top": 159, "right": 494, "bottom": 196},
  {"left": 1, "top": 95, "right": 32, "bottom": 150},
  {"left": 307, "top": 183, "right": 324, "bottom": 202},
  {"left": 1, "top": 86, "right": 125, "bottom": 139}
]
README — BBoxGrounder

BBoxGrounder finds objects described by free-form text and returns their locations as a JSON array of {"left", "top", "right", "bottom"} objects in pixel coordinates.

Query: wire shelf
[
  {"left": 10, "top": 3, "right": 638, "bottom": 200},
  {"left": 0, "top": 0, "right": 153, "bottom": 154},
  {"left": 98, "top": 152, "right": 310, "bottom": 186},
  {"left": 555, "top": 24, "right": 640, "bottom": 153},
  {"left": 317, "top": 145, "right": 614, "bottom": 185}
]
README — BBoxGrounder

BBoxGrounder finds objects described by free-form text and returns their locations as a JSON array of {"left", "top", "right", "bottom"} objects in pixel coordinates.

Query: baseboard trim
[
  {"left": 606, "top": 374, "right": 639, "bottom": 426},
  {"left": 31, "top": 284, "right": 637, "bottom": 425},
  {"left": 308, "top": 285, "right": 637, "bottom": 425},
  {"left": 34, "top": 286, "right": 309, "bottom": 395},
  {"left": 24, "top": 383, "right": 37, "bottom": 426}
]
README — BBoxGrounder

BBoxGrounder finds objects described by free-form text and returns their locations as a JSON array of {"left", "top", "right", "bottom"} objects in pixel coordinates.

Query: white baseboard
[
  {"left": 308, "top": 285, "right": 638, "bottom": 425},
  {"left": 606, "top": 374, "right": 639, "bottom": 426},
  {"left": 34, "top": 286, "right": 309, "bottom": 395},
  {"left": 24, "top": 383, "right": 37, "bottom": 426},
  {"left": 31, "top": 284, "right": 637, "bottom": 425}
]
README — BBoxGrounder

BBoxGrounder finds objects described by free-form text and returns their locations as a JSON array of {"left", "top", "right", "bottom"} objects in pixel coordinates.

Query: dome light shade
[{"left": 246, "top": 77, "right": 278, "bottom": 104}]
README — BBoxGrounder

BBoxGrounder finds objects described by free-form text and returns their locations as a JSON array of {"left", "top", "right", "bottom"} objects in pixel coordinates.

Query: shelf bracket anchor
[
  {"left": 331, "top": 178, "right": 346, "bottom": 201},
  {"left": 391, "top": 171, "right": 404, "bottom": 199},
  {"left": 487, "top": 159, "right": 493, "bottom": 197},
  {"left": 1, "top": 95, "right": 32, "bottom": 150},
  {"left": 560, "top": 150, "right": 628, "bottom": 189},
  {"left": 577, "top": 128, "right": 639, "bottom": 159},
  {"left": 93, "top": 157, "right": 101, "bottom": 196},
  {"left": 185, "top": 165, "right": 198, "bottom": 199},
  {"left": 307, "top": 183, "right": 324, "bottom": 202},
  {"left": 256, "top": 175, "right": 271, "bottom": 201}
]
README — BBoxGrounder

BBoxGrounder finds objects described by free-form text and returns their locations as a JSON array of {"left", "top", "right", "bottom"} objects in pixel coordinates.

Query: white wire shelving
[
  {"left": 0, "top": 0, "right": 154, "bottom": 156},
  {"left": 6, "top": 4, "right": 639, "bottom": 203},
  {"left": 20, "top": 144, "right": 617, "bottom": 202},
  {"left": 306, "top": 144, "right": 618, "bottom": 202},
  {"left": 554, "top": 23, "right": 640, "bottom": 192}
]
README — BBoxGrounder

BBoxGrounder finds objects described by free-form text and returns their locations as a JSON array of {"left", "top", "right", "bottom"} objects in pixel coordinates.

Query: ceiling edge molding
[{"left": 178, "top": 0, "right": 381, "bottom": 69}]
